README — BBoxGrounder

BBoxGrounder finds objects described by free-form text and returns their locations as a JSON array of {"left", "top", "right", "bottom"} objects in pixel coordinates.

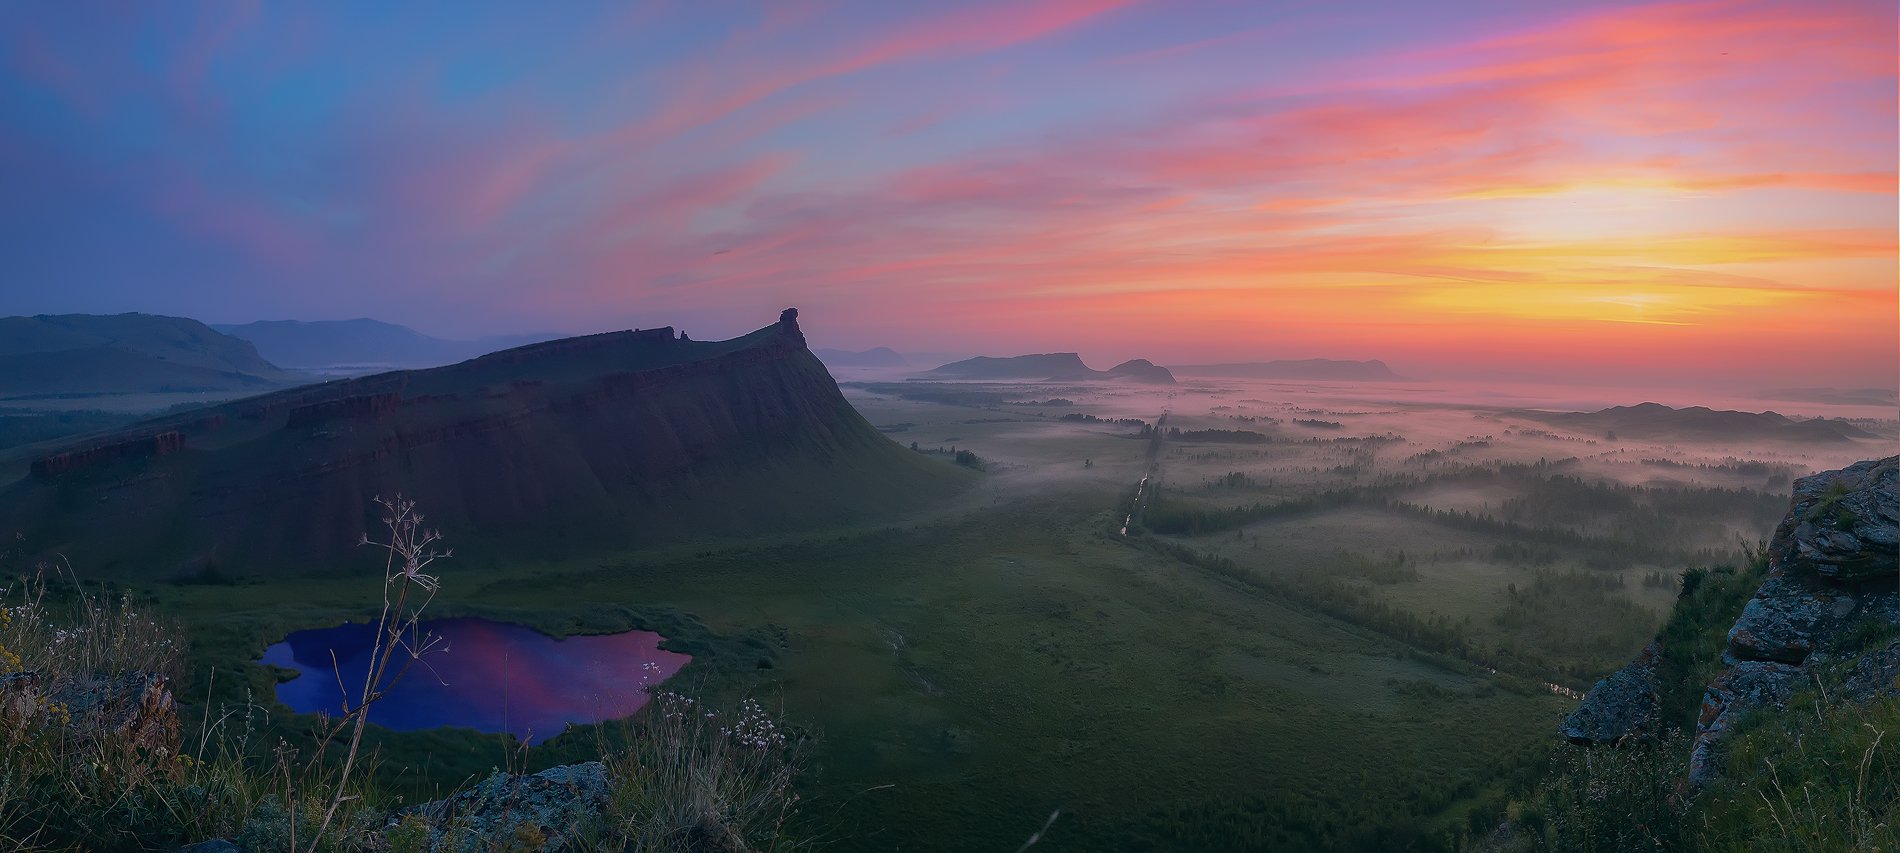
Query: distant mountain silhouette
[
  {"left": 813, "top": 347, "right": 908, "bottom": 368},
  {"left": 1170, "top": 359, "right": 1400, "bottom": 380},
  {"left": 211, "top": 318, "right": 559, "bottom": 369},
  {"left": 0, "top": 313, "right": 299, "bottom": 399},
  {"left": 1530, "top": 402, "right": 1876, "bottom": 443},
  {"left": 1103, "top": 359, "right": 1175, "bottom": 383},
  {"left": 1, "top": 309, "right": 968, "bottom": 578},
  {"left": 923, "top": 353, "right": 1176, "bottom": 383}
]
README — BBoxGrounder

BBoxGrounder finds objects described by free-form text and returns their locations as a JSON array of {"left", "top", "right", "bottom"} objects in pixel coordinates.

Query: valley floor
[{"left": 149, "top": 376, "right": 1893, "bottom": 850}]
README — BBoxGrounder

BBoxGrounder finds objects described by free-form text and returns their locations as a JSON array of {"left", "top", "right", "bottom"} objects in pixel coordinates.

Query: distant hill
[
  {"left": 0, "top": 309, "right": 970, "bottom": 578},
  {"left": 1170, "top": 359, "right": 1400, "bottom": 381},
  {"left": 923, "top": 353, "right": 1176, "bottom": 383},
  {"left": 813, "top": 347, "right": 908, "bottom": 368},
  {"left": 211, "top": 318, "right": 559, "bottom": 369},
  {"left": 1530, "top": 402, "right": 1876, "bottom": 443},
  {"left": 0, "top": 313, "right": 299, "bottom": 399},
  {"left": 1103, "top": 359, "right": 1175, "bottom": 383}
]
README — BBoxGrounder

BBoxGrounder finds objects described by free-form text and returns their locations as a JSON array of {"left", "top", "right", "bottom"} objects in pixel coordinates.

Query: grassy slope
[{"left": 155, "top": 477, "right": 1565, "bottom": 851}]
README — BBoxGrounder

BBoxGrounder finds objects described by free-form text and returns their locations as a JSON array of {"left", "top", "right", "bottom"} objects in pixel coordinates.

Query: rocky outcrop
[
  {"left": 400, "top": 762, "right": 610, "bottom": 851},
  {"left": 31, "top": 431, "right": 185, "bottom": 479},
  {"left": 1561, "top": 641, "right": 1661, "bottom": 745},
  {"left": 1, "top": 670, "right": 180, "bottom": 754},
  {"left": 1767, "top": 456, "right": 1898, "bottom": 582},
  {"left": 1557, "top": 457, "right": 1898, "bottom": 786},
  {"left": 1686, "top": 456, "right": 1897, "bottom": 784},
  {"left": 2, "top": 310, "right": 966, "bottom": 578},
  {"left": 285, "top": 392, "right": 401, "bottom": 427}
]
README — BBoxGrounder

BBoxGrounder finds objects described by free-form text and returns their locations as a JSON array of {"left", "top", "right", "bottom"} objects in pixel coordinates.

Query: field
[{"left": 140, "top": 374, "right": 1893, "bottom": 850}]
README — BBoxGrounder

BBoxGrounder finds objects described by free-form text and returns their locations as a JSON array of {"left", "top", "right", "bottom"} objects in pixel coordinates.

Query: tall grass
[
  {"left": 597, "top": 691, "right": 804, "bottom": 852},
  {"left": 0, "top": 499, "right": 808, "bottom": 851}
]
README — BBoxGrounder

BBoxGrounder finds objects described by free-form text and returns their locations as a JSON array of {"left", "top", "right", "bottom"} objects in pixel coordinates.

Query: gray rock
[
  {"left": 1688, "top": 661, "right": 1799, "bottom": 785},
  {"left": 1, "top": 670, "right": 180, "bottom": 754},
  {"left": 1562, "top": 641, "right": 1661, "bottom": 745},
  {"left": 177, "top": 841, "right": 242, "bottom": 853},
  {"left": 1687, "top": 455, "right": 1898, "bottom": 785},
  {"left": 401, "top": 761, "right": 610, "bottom": 851},
  {"left": 1838, "top": 637, "right": 1900, "bottom": 702},
  {"left": 1771, "top": 456, "right": 1897, "bottom": 583}
]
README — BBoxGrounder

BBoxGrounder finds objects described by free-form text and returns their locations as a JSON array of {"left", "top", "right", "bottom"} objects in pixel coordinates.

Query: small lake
[{"left": 260, "top": 617, "right": 692, "bottom": 745}]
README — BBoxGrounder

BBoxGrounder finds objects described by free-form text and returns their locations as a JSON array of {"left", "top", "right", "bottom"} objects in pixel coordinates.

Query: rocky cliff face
[
  {"left": 0, "top": 310, "right": 966, "bottom": 578},
  {"left": 1561, "top": 456, "right": 1898, "bottom": 782}
]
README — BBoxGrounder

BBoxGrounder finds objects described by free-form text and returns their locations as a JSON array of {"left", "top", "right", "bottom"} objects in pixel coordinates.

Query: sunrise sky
[{"left": 2, "top": 1, "right": 1894, "bottom": 386}]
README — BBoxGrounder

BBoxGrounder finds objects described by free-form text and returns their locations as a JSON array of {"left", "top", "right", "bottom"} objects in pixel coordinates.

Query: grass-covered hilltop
[{"left": 1, "top": 308, "right": 1895, "bottom": 850}]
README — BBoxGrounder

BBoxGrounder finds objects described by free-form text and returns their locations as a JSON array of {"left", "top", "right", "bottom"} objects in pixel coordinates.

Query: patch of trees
[
  {"left": 1294, "top": 418, "right": 1343, "bottom": 429},
  {"left": 1006, "top": 398, "right": 1074, "bottom": 406},
  {"left": 1058, "top": 413, "right": 1147, "bottom": 428},
  {"left": 1167, "top": 427, "right": 1268, "bottom": 443}
]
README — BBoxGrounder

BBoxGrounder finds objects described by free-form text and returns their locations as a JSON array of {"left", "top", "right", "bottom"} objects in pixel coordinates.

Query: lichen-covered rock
[
  {"left": 1686, "top": 455, "right": 1898, "bottom": 785},
  {"left": 1688, "top": 661, "right": 1799, "bottom": 785},
  {"left": 1561, "top": 641, "right": 1661, "bottom": 745},
  {"left": 176, "top": 840, "right": 241, "bottom": 853},
  {"left": 401, "top": 761, "right": 610, "bottom": 851},
  {"left": 1839, "top": 637, "right": 1900, "bottom": 702},
  {"left": 1771, "top": 456, "right": 1897, "bottom": 583},
  {"left": 1, "top": 670, "right": 179, "bottom": 754},
  {"left": 1724, "top": 574, "right": 1835, "bottom": 664}
]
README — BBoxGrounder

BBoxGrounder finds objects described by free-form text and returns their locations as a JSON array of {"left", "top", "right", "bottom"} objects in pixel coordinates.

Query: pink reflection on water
[{"left": 261, "top": 617, "right": 692, "bottom": 745}]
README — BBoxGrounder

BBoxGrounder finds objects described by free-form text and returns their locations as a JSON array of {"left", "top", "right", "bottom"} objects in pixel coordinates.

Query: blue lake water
[{"left": 260, "top": 617, "right": 692, "bottom": 745}]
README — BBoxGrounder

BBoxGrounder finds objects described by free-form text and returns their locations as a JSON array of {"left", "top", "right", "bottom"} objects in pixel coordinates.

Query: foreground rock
[
  {"left": 1560, "top": 641, "right": 1661, "bottom": 745},
  {"left": 399, "top": 762, "right": 611, "bottom": 851},
  {"left": 1556, "top": 456, "right": 1898, "bottom": 785},
  {"left": 1688, "top": 456, "right": 1897, "bottom": 784},
  {"left": 0, "top": 670, "right": 179, "bottom": 755}
]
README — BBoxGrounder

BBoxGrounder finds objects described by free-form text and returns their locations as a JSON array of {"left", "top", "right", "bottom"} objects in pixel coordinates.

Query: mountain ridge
[
  {"left": 212, "top": 318, "right": 559, "bottom": 369},
  {"left": 0, "top": 313, "right": 299, "bottom": 399},
  {"left": 1, "top": 309, "right": 969, "bottom": 578},
  {"left": 1528, "top": 401, "right": 1876, "bottom": 443},
  {"left": 922, "top": 352, "right": 1176, "bottom": 383}
]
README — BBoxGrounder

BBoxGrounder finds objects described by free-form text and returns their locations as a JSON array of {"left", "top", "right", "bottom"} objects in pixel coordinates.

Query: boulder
[
  {"left": 176, "top": 840, "right": 242, "bottom": 853},
  {"left": 1770, "top": 456, "right": 1897, "bottom": 583},
  {"left": 1561, "top": 641, "right": 1661, "bottom": 745},
  {"left": 1688, "top": 661, "right": 1799, "bottom": 786},
  {"left": 1, "top": 670, "right": 179, "bottom": 754},
  {"left": 401, "top": 761, "right": 610, "bottom": 851}
]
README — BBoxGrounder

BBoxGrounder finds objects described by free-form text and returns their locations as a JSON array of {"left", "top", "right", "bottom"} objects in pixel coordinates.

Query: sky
[{"left": 1, "top": 1, "right": 1894, "bottom": 387}]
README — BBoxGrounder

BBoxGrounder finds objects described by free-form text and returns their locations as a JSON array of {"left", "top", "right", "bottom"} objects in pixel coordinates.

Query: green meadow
[{"left": 93, "top": 376, "right": 1884, "bottom": 849}]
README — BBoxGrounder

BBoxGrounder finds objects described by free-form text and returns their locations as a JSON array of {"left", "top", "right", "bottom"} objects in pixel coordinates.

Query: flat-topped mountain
[
  {"left": 1169, "top": 358, "right": 1400, "bottom": 381},
  {"left": 0, "top": 313, "right": 300, "bottom": 399},
  {"left": 212, "top": 318, "right": 557, "bottom": 370},
  {"left": 1530, "top": 402, "right": 1876, "bottom": 443},
  {"left": 0, "top": 309, "right": 969, "bottom": 578},
  {"left": 813, "top": 347, "right": 907, "bottom": 368},
  {"left": 923, "top": 353, "right": 1176, "bottom": 383}
]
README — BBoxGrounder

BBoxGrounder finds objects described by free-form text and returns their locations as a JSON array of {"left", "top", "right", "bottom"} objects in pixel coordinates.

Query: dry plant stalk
[{"left": 305, "top": 495, "right": 450, "bottom": 852}]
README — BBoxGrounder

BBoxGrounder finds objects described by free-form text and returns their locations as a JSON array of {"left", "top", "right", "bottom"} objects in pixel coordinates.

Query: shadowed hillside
[
  {"left": 212, "top": 318, "right": 558, "bottom": 369},
  {"left": 0, "top": 309, "right": 970, "bottom": 578},
  {"left": 0, "top": 313, "right": 300, "bottom": 399}
]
